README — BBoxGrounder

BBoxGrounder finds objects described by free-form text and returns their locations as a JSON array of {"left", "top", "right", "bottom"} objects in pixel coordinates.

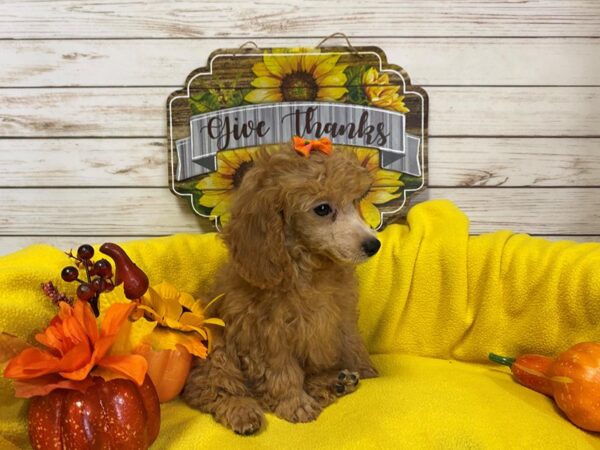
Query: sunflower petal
[
  {"left": 366, "top": 190, "right": 402, "bottom": 205},
  {"left": 316, "top": 72, "right": 347, "bottom": 87},
  {"left": 312, "top": 55, "right": 342, "bottom": 79},
  {"left": 359, "top": 199, "right": 382, "bottom": 229},
  {"left": 251, "top": 76, "right": 282, "bottom": 88},
  {"left": 262, "top": 53, "right": 286, "bottom": 78},
  {"left": 301, "top": 52, "right": 321, "bottom": 72},
  {"left": 317, "top": 87, "right": 348, "bottom": 101},
  {"left": 245, "top": 89, "right": 283, "bottom": 103},
  {"left": 196, "top": 173, "right": 232, "bottom": 190},
  {"left": 252, "top": 62, "right": 272, "bottom": 77},
  {"left": 199, "top": 191, "right": 229, "bottom": 208},
  {"left": 210, "top": 197, "right": 233, "bottom": 218},
  {"left": 218, "top": 212, "right": 231, "bottom": 226}
]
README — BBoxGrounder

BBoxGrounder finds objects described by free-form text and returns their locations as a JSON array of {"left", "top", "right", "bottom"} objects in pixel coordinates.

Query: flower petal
[
  {"left": 209, "top": 196, "right": 233, "bottom": 218},
  {"left": 179, "top": 312, "right": 204, "bottom": 328},
  {"left": 244, "top": 89, "right": 283, "bottom": 103},
  {"left": 252, "top": 62, "right": 272, "bottom": 78},
  {"left": 312, "top": 55, "right": 342, "bottom": 79},
  {"left": 150, "top": 283, "right": 184, "bottom": 321},
  {"left": 4, "top": 347, "right": 61, "bottom": 379},
  {"left": 316, "top": 72, "right": 347, "bottom": 87},
  {"left": 148, "top": 328, "right": 208, "bottom": 358},
  {"left": 96, "top": 354, "right": 148, "bottom": 386},
  {"left": 366, "top": 189, "right": 401, "bottom": 205},
  {"left": 219, "top": 212, "right": 231, "bottom": 226},
  {"left": 12, "top": 375, "right": 94, "bottom": 399},
  {"left": 359, "top": 199, "right": 382, "bottom": 229},
  {"left": 196, "top": 173, "right": 232, "bottom": 190},
  {"left": 56, "top": 340, "right": 93, "bottom": 374},
  {"left": 203, "top": 318, "right": 226, "bottom": 327},
  {"left": 74, "top": 301, "right": 99, "bottom": 344},
  {"left": 199, "top": 191, "right": 229, "bottom": 208},
  {"left": 317, "top": 87, "right": 348, "bottom": 101},
  {"left": 251, "top": 76, "right": 282, "bottom": 88},
  {"left": 262, "top": 53, "right": 286, "bottom": 78}
]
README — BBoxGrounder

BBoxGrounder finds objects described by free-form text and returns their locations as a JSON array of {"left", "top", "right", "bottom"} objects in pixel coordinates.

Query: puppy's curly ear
[{"left": 223, "top": 164, "right": 293, "bottom": 289}]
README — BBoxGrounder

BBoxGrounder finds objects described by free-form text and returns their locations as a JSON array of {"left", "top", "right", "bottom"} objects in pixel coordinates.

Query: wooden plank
[
  {"left": 428, "top": 138, "right": 600, "bottom": 187},
  {"left": 1, "top": 87, "right": 598, "bottom": 137},
  {"left": 0, "top": 139, "right": 167, "bottom": 186},
  {"left": 1, "top": 233, "right": 598, "bottom": 257},
  {"left": 1, "top": 138, "right": 598, "bottom": 188},
  {"left": 3, "top": 38, "right": 600, "bottom": 87},
  {"left": 1, "top": 1, "right": 598, "bottom": 38},
  {"left": 0, "top": 187, "right": 598, "bottom": 235}
]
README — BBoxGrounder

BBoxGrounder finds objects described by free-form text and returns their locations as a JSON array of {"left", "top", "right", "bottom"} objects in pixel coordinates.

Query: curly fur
[{"left": 182, "top": 144, "right": 380, "bottom": 434}]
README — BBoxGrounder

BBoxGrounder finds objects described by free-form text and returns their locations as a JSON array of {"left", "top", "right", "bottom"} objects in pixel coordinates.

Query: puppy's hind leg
[{"left": 182, "top": 348, "right": 264, "bottom": 435}]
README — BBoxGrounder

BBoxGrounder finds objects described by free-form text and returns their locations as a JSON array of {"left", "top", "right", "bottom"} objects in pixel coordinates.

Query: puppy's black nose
[{"left": 362, "top": 238, "right": 381, "bottom": 257}]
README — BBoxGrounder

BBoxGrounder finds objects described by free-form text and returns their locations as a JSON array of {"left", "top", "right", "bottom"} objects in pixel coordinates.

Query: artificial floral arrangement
[
  {"left": 1, "top": 243, "right": 224, "bottom": 450},
  {"left": 489, "top": 343, "right": 600, "bottom": 432}
]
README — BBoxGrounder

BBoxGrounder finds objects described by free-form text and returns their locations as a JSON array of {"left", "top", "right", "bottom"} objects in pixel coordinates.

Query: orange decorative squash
[
  {"left": 28, "top": 375, "right": 160, "bottom": 450},
  {"left": 135, "top": 344, "right": 193, "bottom": 403},
  {"left": 490, "top": 342, "right": 600, "bottom": 432}
]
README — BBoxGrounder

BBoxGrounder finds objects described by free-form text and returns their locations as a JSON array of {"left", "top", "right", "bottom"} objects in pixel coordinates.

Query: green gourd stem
[{"left": 488, "top": 353, "right": 516, "bottom": 367}]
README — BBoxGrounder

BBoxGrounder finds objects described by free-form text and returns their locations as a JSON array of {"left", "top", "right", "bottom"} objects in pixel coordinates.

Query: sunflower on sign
[
  {"left": 195, "top": 148, "right": 259, "bottom": 226},
  {"left": 245, "top": 48, "right": 348, "bottom": 103},
  {"left": 362, "top": 67, "right": 409, "bottom": 113},
  {"left": 351, "top": 147, "right": 404, "bottom": 228}
]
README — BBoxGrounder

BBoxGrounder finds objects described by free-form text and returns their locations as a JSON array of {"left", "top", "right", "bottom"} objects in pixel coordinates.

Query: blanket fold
[{"left": 1, "top": 200, "right": 598, "bottom": 449}]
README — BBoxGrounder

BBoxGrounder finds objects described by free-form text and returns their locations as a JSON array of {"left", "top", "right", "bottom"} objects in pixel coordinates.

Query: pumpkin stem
[{"left": 488, "top": 353, "right": 516, "bottom": 367}]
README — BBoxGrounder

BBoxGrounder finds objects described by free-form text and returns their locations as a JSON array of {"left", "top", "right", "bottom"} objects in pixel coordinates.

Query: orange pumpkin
[
  {"left": 28, "top": 375, "right": 160, "bottom": 450},
  {"left": 135, "top": 345, "right": 193, "bottom": 403},
  {"left": 490, "top": 342, "right": 600, "bottom": 432}
]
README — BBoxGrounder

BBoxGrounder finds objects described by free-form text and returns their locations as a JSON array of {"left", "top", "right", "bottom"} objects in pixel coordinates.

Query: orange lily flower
[{"left": 4, "top": 300, "right": 147, "bottom": 398}]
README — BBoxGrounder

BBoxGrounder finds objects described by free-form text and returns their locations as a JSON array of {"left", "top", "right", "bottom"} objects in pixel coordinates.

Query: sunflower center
[
  {"left": 232, "top": 161, "right": 254, "bottom": 188},
  {"left": 281, "top": 71, "right": 318, "bottom": 101}
]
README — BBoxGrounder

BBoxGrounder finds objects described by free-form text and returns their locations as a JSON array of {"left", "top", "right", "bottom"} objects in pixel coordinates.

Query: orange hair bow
[{"left": 292, "top": 136, "right": 333, "bottom": 157}]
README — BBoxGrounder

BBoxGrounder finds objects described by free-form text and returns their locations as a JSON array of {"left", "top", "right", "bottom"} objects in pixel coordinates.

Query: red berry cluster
[{"left": 62, "top": 244, "right": 115, "bottom": 316}]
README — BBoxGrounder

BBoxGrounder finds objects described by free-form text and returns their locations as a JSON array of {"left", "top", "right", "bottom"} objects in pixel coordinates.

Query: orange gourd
[
  {"left": 489, "top": 342, "right": 600, "bottom": 432},
  {"left": 28, "top": 375, "right": 160, "bottom": 450},
  {"left": 135, "top": 345, "right": 193, "bottom": 403}
]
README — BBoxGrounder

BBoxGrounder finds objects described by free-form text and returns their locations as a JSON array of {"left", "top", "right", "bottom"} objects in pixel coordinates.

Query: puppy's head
[{"left": 223, "top": 145, "right": 380, "bottom": 288}]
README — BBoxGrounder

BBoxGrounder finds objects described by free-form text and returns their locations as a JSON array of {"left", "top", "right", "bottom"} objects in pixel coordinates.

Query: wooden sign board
[{"left": 167, "top": 46, "right": 428, "bottom": 230}]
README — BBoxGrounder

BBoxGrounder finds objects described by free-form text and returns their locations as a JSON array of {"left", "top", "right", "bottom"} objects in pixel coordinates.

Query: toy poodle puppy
[{"left": 182, "top": 143, "right": 380, "bottom": 435}]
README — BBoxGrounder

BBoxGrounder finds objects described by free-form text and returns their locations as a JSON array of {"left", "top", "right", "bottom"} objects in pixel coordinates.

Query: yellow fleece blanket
[{"left": 1, "top": 200, "right": 599, "bottom": 449}]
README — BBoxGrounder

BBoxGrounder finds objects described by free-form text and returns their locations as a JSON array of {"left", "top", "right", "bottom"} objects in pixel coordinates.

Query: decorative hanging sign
[{"left": 167, "top": 44, "right": 428, "bottom": 230}]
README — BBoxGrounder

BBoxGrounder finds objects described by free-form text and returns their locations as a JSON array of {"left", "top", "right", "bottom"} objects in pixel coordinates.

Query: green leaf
[
  {"left": 344, "top": 65, "right": 369, "bottom": 105},
  {"left": 189, "top": 91, "right": 220, "bottom": 115},
  {"left": 345, "top": 65, "right": 366, "bottom": 86}
]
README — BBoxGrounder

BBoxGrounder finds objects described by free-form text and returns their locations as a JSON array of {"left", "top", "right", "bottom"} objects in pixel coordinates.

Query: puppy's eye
[{"left": 313, "top": 203, "right": 332, "bottom": 217}]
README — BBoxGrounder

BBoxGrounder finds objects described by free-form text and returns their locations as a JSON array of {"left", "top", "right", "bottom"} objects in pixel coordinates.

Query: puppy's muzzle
[{"left": 361, "top": 238, "right": 381, "bottom": 257}]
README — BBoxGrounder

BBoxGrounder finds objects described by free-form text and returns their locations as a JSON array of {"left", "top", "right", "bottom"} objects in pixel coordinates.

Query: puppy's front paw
[
  {"left": 275, "top": 392, "right": 322, "bottom": 423},
  {"left": 217, "top": 397, "right": 264, "bottom": 435},
  {"left": 334, "top": 369, "right": 360, "bottom": 396}
]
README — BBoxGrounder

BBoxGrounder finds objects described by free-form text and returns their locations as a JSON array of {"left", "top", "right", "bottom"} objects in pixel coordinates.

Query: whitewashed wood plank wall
[{"left": 0, "top": 0, "right": 599, "bottom": 255}]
